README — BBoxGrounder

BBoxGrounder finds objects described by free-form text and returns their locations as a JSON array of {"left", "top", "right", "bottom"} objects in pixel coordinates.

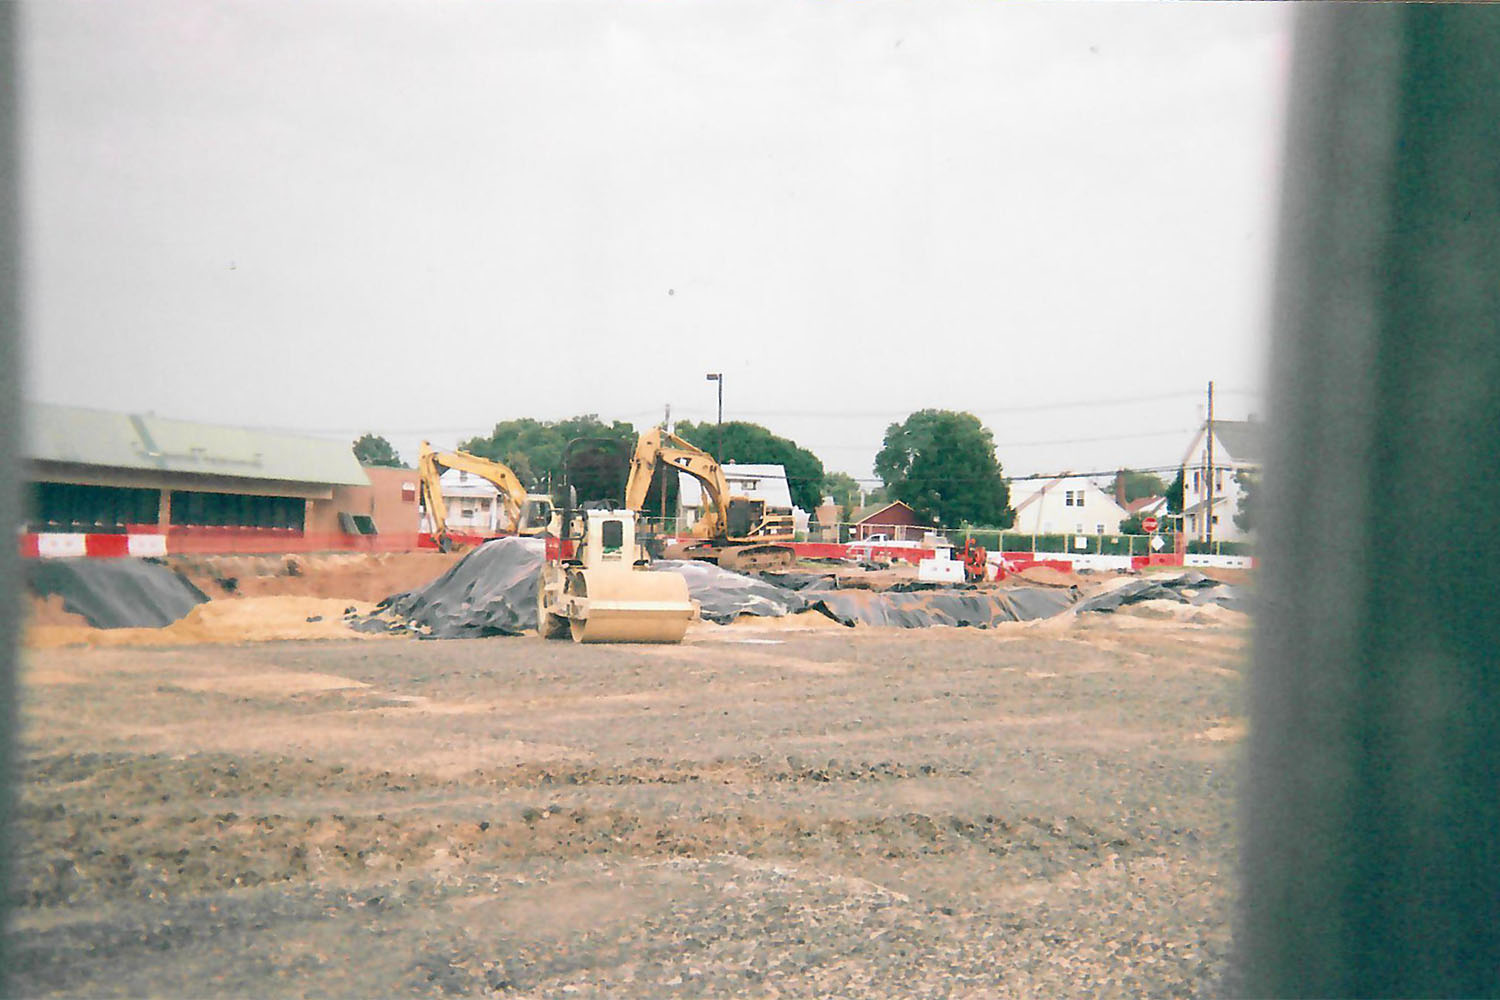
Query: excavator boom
[
  {"left": 418, "top": 441, "right": 553, "bottom": 551},
  {"left": 624, "top": 427, "right": 796, "bottom": 572}
]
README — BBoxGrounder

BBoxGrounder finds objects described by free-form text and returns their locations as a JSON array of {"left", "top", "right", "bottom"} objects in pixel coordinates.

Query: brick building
[{"left": 22, "top": 403, "right": 420, "bottom": 554}]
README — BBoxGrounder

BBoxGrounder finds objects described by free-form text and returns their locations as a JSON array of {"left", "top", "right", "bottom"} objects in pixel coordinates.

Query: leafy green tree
[
  {"left": 874, "top": 410, "right": 1013, "bottom": 528},
  {"left": 1234, "top": 469, "right": 1259, "bottom": 533},
  {"left": 353, "top": 433, "right": 404, "bottom": 467},
  {"left": 823, "top": 471, "right": 862, "bottom": 517},
  {"left": 1165, "top": 467, "right": 1186, "bottom": 514},
  {"left": 1116, "top": 469, "right": 1166, "bottom": 503},
  {"left": 672, "top": 420, "right": 826, "bottom": 513},
  {"left": 461, "top": 415, "right": 637, "bottom": 503}
]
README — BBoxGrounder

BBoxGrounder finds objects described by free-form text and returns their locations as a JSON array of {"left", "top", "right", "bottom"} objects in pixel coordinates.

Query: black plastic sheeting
[
  {"left": 361, "top": 538, "right": 1243, "bottom": 638},
  {"left": 368, "top": 536, "right": 548, "bottom": 639},
  {"left": 27, "top": 558, "right": 209, "bottom": 629},
  {"left": 757, "top": 570, "right": 840, "bottom": 592},
  {"left": 651, "top": 560, "right": 808, "bottom": 623},
  {"left": 1071, "top": 571, "right": 1247, "bottom": 614},
  {"left": 804, "top": 587, "right": 1077, "bottom": 629}
]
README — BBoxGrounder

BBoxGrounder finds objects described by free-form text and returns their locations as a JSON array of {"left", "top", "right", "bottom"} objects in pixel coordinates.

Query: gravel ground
[{"left": 11, "top": 614, "right": 1246, "bottom": 997}]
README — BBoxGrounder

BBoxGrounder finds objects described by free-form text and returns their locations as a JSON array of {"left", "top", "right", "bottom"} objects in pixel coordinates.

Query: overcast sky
[{"left": 20, "top": 0, "right": 1290, "bottom": 483}]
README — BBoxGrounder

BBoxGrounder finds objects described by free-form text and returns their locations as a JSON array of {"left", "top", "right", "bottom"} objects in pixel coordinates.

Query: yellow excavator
[
  {"left": 536, "top": 437, "right": 696, "bottom": 643},
  {"left": 417, "top": 441, "right": 556, "bottom": 552},
  {"left": 624, "top": 427, "right": 797, "bottom": 573}
]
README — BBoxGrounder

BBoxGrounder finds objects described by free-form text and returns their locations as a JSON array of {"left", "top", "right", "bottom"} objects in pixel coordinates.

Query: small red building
[{"left": 850, "top": 500, "right": 931, "bottom": 541}]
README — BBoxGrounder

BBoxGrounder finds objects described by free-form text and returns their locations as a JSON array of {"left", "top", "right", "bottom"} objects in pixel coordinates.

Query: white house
[
  {"left": 1177, "top": 418, "right": 1263, "bottom": 543},
  {"left": 1010, "top": 474, "right": 1129, "bottom": 535},
  {"left": 678, "top": 463, "right": 808, "bottom": 532},
  {"left": 420, "top": 467, "right": 504, "bottom": 534}
]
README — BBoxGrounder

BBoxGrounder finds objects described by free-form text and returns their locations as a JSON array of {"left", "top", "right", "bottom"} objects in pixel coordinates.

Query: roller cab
[{"left": 538, "top": 510, "right": 696, "bottom": 644}]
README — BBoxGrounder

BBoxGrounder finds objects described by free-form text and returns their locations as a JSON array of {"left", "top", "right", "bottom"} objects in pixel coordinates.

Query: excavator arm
[
  {"left": 418, "top": 441, "right": 536, "bottom": 550},
  {"left": 624, "top": 427, "right": 796, "bottom": 572},
  {"left": 625, "top": 427, "right": 731, "bottom": 540}
]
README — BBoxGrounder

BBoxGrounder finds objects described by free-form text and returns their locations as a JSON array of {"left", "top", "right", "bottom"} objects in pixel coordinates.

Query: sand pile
[
  {"left": 26, "top": 594, "right": 95, "bottom": 628},
  {"left": 168, "top": 551, "right": 465, "bottom": 602},
  {"left": 1014, "top": 565, "right": 1083, "bottom": 587},
  {"left": 25, "top": 596, "right": 387, "bottom": 649}
]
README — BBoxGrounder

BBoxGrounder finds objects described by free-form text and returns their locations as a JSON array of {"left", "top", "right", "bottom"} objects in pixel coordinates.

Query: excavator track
[
  {"left": 717, "top": 544, "right": 796, "bottom": 574},
  {"left": 663, "top": 540, "right": 795, "bottom": 574}
]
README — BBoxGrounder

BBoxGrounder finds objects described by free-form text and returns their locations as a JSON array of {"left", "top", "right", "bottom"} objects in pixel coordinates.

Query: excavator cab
[
  {"left": 520, "top": 496, "right": 555, "bottom": 533},
  {"left": 623, "top": 428, "right": 797, "bottom": 572}
]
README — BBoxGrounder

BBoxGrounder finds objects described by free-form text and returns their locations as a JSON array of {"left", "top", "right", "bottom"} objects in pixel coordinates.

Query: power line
[
  {"left": 669, "top": 389, "right": 1263, "bottom": 421},
  {"left": 214, "top": 387, "right": 1264, "bottom": 438}
]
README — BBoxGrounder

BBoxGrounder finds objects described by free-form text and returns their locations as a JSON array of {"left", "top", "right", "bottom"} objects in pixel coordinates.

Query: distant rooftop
[
  {"left": 678, "top": 463, "right": 795, "bottom": 510},
  {"left": 26, "top": 402, "right": 369, "bottom": 486},
  {"left": 1210, "top": 420, "right": 1264, "bottom": 464}
]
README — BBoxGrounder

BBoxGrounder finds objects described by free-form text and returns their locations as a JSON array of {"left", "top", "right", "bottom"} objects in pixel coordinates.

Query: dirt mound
[
  {"left": 25, "top": 597, "right": 388, "bottom": 649},
  {"left": 26, "top": 594, "right": 95, "bottom": 628},
  {"left": 1014, "top": 565, "right": 1083, "bottom": 587},
  {"left": 168, "top": 551, "right": 465, "bottom": 602},
  {"left": 28, "top": 558, "right": 209, "bottom": 628}
]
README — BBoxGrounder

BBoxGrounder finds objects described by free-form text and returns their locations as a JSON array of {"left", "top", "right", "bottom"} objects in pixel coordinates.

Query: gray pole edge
[{"left": 1239, "top": 7, "right": 1500, "bottom": 997}]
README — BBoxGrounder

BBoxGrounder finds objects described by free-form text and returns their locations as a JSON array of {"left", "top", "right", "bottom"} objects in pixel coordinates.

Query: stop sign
[{"left": 1141, "top": 516, "right": 1159, "bottom": 533}]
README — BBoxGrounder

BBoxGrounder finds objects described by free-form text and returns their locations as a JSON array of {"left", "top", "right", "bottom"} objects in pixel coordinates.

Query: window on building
[
  {"left": 1215, "top": 469, "right": 1225, "bottom": 491},
  {"left": 459, "top": 471, "right": 468, "bottom": 483},
  {"left": 1096, "top": 523, "right": 1104, "bottom": 534},
  {"left": 169, "top": 491, "right": 303, "bottom": 530},
  {"left": 28, "top": 482, "right": 160, "bottom": 531},
  {"left": 1193, "top": 470, "right": 1202, "bottom": 491},
  {"left": 1212, "top": 515, "right": 1220, "bottom": 525},
  {"left": 401, "top": 482, "right": 416, "bottom": 502}
]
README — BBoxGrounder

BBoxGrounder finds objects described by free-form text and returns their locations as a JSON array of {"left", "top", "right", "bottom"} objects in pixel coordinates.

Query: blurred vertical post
[
  {"left": 0, "top": 0, "right": 21, "bottom": 989},
  {"left": 1241, "top": 6, "right": 1500, "bottom": 997}
]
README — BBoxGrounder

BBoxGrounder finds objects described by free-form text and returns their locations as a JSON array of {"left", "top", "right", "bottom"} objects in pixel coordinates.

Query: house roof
[
  {"left": 1181, "top": 496, "right": 1230, "bottom": 516},
  {"left": 1126, "top": 495, "right": 1165, "bottom": 514},
  {"left": 438, "top": 467, "right": 502, "bottom": 497},
  {"left": 1009, "top": 474, "right": 1125, "bottom": 515},
  {"left": 852, "top": 500, "right": 921, "bottom": 524},
  {"left": 1181, "top": 419, "right": 1264, "bottom": 467},
  {"left": 1212, "top": 420, "right": 1264, "bottom": 464},
  {"left": 26, "top": 402, "right": 369, "bottom": 486},
  {"left": 678, "top": 463, "right": 795, "bottom": 510}
]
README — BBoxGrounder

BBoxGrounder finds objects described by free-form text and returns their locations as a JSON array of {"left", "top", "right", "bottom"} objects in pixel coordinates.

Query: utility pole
[
  {"left": 1205, "top": 380, "right": 1215, "bottom": 546},
  {"left": 661, "top": 404, "right": 670, "bottom": 525},
  {"left": 705, "top": 372, "right": 723, "bottom": 458}
]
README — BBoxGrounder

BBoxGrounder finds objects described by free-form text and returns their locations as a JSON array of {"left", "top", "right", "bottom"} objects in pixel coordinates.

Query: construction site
[
  {"left": 10, "top": 3, "right": 1281, "bottom": 993},
  {"left": 13, "top": 457, "right": 1251, "bottom": 997}
]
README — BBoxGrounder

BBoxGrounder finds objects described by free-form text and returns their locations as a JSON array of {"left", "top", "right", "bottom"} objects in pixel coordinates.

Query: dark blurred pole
[
  {"left": 1241, "top": 6, "right": 1500, "bottom": 997},
  {"left": 0, "top": 1, "right": 22, "bottom": 992},
  {"left": 706, "top": 372, "right": 722, "bottom": 458}
]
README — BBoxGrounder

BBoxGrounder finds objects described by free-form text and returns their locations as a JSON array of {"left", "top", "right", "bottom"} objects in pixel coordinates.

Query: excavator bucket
[{"left": 564, "top": 568, "right": 696, "bottom": 644}]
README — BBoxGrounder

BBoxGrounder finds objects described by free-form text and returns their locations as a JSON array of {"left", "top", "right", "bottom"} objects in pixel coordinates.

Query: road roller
[{"left": 537, "top": 509, "right": 697, "bottom": 643}]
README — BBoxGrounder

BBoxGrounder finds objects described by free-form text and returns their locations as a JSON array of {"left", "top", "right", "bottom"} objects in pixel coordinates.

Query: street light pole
[{"left": 705, "top": 372, "right": 723, "bottom": 458}]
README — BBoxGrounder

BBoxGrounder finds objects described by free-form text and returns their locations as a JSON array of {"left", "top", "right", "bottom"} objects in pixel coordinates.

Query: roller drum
[{"left": 565, "top": 568, "right": 694, "bottom": 644}]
